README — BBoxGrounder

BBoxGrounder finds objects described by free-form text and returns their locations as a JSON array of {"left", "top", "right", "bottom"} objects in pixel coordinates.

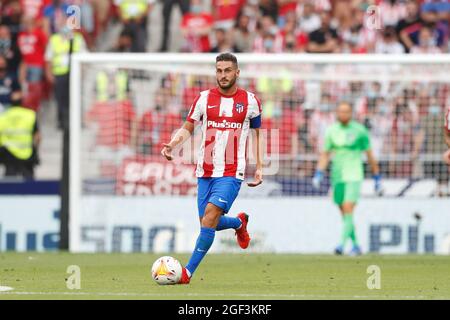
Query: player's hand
[
  {"left": 373, "top": 174, "right": 383, "bottom": 196},
  {"left": 247, "top": 168, "right": 263, "bottom": 187},
  {"left": 312, "top": 170, "right": 323, "bottom": 189},
  {"left": 161, "top": 143, "right": 174, "bottom": 161},
  {"left": 443, "top": 149, "right": 450, "bottom": 166}
]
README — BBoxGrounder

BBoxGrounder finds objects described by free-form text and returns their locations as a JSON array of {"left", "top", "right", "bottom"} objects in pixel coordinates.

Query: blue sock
[
  {"left": 216, "top": 216, "right": 242, "bottom": 231},
  {"left": 185, "top": 227, "right": 215, "bottom": 277}
]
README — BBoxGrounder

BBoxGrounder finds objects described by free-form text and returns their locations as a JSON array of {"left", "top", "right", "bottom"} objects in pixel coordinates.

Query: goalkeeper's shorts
[{"left": 333, "top": 182, "right": 361, "bottom": 205}]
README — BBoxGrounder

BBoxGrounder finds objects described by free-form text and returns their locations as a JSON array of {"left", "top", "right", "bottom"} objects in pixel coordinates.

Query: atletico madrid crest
[{"left": 235, "top": 103, "right": 244, "bottom": 113}]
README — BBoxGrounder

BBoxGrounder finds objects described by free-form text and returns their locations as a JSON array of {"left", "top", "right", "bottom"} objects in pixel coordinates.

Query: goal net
[{"left": 69, "top": 54, "right": 450, "bottom": 253}]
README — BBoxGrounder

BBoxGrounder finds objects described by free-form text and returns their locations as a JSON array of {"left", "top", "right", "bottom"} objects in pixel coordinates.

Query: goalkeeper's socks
[
  {"left": 349, "top": 220, "right": 359, "bottom": 247},
  {"left": 340, "top": 213, "right": 354, "bottom": 247},
  {"left": 185, "top": 227, "right": 215, "bottom": 277},
  {"left": 216, "top": 216, "right": 242, "bottom": 231}
]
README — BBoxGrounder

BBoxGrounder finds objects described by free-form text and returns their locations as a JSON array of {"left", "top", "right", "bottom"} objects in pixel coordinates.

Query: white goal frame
[{"left": 69, "top": 53, "right": 450, "bottom": 252}]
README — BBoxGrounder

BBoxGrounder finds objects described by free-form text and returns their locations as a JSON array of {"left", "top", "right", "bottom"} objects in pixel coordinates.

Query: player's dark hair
[{"left": 216, "top": 53, "right": 238, "bottom": 68}]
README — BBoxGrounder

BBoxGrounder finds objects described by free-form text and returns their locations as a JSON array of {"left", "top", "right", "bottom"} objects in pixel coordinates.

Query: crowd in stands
[
  {"left": 0, "top": 0, "right": 447, "bottom": 112},
  {"left": 0, "top": 0, "right": 449, "bottom": 185}
]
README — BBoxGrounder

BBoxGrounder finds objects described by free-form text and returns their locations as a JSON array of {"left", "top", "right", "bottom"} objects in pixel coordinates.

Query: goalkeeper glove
[{"left": 312, "top": 170, "right": 324, "bottom": 189}]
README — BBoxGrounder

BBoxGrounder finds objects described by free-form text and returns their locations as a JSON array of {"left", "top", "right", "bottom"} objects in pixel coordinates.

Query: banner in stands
[
  {"left": 110, "top": 156, "right": 442, "bottom": 197},
  {"left": 0, "top": 196, "right": 60, "bottom": 251},
  {"left": 74, "top": 197, "right": 450, "bottom": 255},
  {"left": 1, "top": 196, "right": 449, "bottom": 254}
]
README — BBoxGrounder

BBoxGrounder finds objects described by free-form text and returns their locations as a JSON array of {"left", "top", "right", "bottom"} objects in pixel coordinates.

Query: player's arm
[
  {"left": 161, "top": 121, "right": 195, "bottom": 161},
  {"left": 312, "top": 151, "right": 330, "bottom": 189},
  {"left": 248, "top": 127, "right": 263, "bottom": 187},
  {"left": 312, "top": 126, "right": 332, "bottom": 189},
  {"left": 366, "top": 149, "right": 380, "bottom": 176}
]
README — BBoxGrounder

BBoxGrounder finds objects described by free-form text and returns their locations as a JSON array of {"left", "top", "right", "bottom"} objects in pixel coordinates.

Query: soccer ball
[{"left": 151, "top": 256, "right": 182, "bottom": 285}]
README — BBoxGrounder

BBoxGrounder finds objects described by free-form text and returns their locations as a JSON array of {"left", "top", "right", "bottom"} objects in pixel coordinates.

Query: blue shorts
[{"left": 197, "top": 177, "right": 242, "bottom": 217}]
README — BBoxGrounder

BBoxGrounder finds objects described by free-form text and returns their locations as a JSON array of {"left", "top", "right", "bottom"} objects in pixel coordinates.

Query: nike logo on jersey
[
  {"left": 207, "top": 105, "right": 218, "bottom": 109},
  {"left": 218, "top": 198, "right": 228, "bottom": 203}
]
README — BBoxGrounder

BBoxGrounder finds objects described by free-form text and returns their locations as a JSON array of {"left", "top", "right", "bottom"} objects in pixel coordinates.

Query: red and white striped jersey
[{"left": 186, "top": 87, "right": 262, "bottom": 180}]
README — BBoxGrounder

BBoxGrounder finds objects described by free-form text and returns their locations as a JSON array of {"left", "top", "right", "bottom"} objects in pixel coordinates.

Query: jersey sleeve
[
  {"left": 248, "top": 93, "right": 262, "bottom": 128},
  {"left": 360, "top": 126, "right": 371, "bottom": 151},
  {"left": 186, "top": 94, "right": 203, "bottom": 123}
]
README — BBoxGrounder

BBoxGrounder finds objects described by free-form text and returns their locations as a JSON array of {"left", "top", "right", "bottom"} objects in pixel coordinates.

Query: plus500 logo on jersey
[{"left": 207, "top": 120, "right": 242, "bottom": 129}]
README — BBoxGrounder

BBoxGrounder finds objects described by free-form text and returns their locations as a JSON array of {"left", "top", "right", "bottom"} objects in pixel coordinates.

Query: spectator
[
  {"left": 212, "top": 0, "right": 245, "bottom": 30},
  {"left": 400, "top": 10, "right": 448, "bottom": 52},
  {"left": 90, "top": 0, "right": 112, "bottom": 37},
  {"left": 210, "top": 28, "right": 240, "bottom": 53},
  {"left": 258, "top": 0, "right": 278, "bottom": 23},
  {"left": 45, "top": 23, "right": 87, "bottom": 129},
  {"left": 421, "top": 0, "right": 450, "bottom": 21},
  {"left": 20, "top": 0, "right": 51, "bottom": 22},
  {"left": 375, "top": 26, "right": 405, "bottom": 54},
  {"left": 410, "top": 25, "right": 442, "bottom": 53},
  {"left": 276, "top": 12, "right": 306, "bottom": 52},
  {"left": 0, "top": 24, "right": 21, "bottom": 77},
  {"left": 276, "top": 0, "right": 297, "bottom": 27},
  {"left": 0, "top": 90, "right": 40, "bottom": 179},
  {"left": 94, "top": 68, "right": 130, "bottom": 103},
  {"left": 180, "top": 0, "right": 213, "bottom": 53},
  {"left": 42, "top": 0, "right": 70, "bottom": 35},
  {"left": 232, "top": 10, "right": 256, "bottom": 52},
  {"left": 396, "top": 0, "right": 422, "bottom": 52},
  {"left": 378, "top": 0, "right": 407, "bottom": 27},
  {"left": 419, "top": 98, "right": 450, "bottom": 196},
  {"left": 68, "top": 0, "right": 96, "bottom": 50},
  {"left": 253, "top": 15, "right": 279, "bottom": 52},
  {"left": 361, "top": 97, "right": 393, "bottom": 158},
  {"left": 1, "top": 0, "right": 23, "bottom": 39},
  {"left": 309, "top": 93, "right": 335, "bottom": 153},
  {"left": 253, "top": 26, "right": 279, "bottom": 53},
  {"left": 114, "top": 0, "right": 154, "bottom": 52},
  {"left": 159, "top": 0, "right": 190, "bottom": 52},
  {"left": 340, "top": 6, "right": 377, "bottom": 53},
  {"left": 0, "top": 55, "right": 21, "bottom": 112},
  {"left": 110, "top": 29, "right": 133, "bottom": 52},
  {"left": 17, "top": 15, "right": 48, "bottom": 110},
  {"left": 307, "top": 11, "right": 339, "bottom": 53},
  {"left": 297, "top": 1, "right": 321, "bottom": 34}
]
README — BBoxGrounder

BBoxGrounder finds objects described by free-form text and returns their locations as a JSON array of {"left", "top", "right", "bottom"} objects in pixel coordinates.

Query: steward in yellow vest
[
  {"left": 45, "top": 27, "right": 87, "bottom": 129},
  {"left": 95, "top": 70, "right": 130, "bottom": 103},
  {"left": 0, "top": 92, "right": 41, "bottom": 179}
]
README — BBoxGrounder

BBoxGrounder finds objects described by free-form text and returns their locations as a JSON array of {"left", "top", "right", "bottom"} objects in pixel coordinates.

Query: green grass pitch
[{"left": 0, "top": 253, "right": 449, "bottom": 300}]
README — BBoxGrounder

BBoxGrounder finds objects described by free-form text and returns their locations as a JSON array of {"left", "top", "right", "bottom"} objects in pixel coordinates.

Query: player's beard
[{"left": 217, "top": 76, "right": 237, "bottom": 90}]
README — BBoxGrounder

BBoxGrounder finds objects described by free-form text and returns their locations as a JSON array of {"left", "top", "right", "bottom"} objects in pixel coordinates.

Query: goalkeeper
[{"left": 312, "top": 101, "right": 381, "bottom": 255}]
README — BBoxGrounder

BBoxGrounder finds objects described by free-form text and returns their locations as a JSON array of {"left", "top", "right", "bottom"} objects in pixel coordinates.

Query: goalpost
[{"left": 69, "top": 54, "right": 450, "bottom": 253}]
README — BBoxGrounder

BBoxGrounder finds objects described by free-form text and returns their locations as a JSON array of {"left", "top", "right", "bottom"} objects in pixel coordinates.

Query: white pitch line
[
  {"left": 0, "top": 286, "right": 14, "bottom": 292},
  {"left": 0, "top": 291, "right": 435, "bottom": 299}
]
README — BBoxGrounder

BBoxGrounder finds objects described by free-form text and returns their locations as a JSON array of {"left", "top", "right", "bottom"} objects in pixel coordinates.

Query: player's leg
[
  {"left": 208, "top": 177, "right": 250, "bottom": 249},
  {"left": 342, "top": 182, "right": 362, "bottom": 255},
  {"left": 333, "top": 183, "right": 346, "bottom": 255},
  {"left": 183, "top": 202, "right": 222, "bottom": 280}
]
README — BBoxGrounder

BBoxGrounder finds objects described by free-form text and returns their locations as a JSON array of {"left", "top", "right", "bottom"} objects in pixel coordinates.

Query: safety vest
[
  {"left": 49, "top": 32, "right": 84, "bottom": 76},
  {"left": 0, "top": 106, "right": 36, "bottom": 160},
  {"left": 96, "top": 70, "right": 129, "bottom": 102},
  {"left": 118, "top": 0, "right": 148, "bottom": 20}
]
